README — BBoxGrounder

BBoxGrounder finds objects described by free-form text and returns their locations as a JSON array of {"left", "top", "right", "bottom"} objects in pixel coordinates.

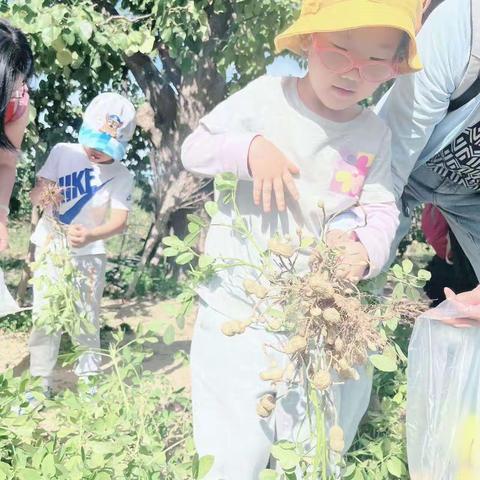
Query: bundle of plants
[
  {"left": 29, "top": 183, "right": 94, "bottom": 337},
  {"left": 162, "top": 174, "right": 429, "bottom": 479}
]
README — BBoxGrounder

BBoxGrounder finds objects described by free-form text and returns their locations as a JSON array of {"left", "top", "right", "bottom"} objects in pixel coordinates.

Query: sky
[{"left": 267, "top": 54, "right": 305, "bottom": 77}]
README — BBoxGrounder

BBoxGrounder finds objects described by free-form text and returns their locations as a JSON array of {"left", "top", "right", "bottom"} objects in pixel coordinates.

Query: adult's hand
[{"left": 435, "top": 285, "right": 480, "bottom": 328}]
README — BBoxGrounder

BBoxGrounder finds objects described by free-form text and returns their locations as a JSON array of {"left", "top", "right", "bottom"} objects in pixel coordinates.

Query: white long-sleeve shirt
[{"left": 182, "top": 75, "right": 399, "bottom": 315}]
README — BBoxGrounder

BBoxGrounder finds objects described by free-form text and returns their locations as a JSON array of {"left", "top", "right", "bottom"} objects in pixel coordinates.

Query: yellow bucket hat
[{"left": 275, "top": 0, "right": 423, "bottom": 74}]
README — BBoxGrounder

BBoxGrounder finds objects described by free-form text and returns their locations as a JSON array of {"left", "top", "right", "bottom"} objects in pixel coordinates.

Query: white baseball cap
[{"left": 78, "top": 92, "right": 136, "bottom": 160}]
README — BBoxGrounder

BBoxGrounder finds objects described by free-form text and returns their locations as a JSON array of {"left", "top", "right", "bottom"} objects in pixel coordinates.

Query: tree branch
[
  {"left": 102, "top": 13, "right": 152, "bottom": 25},
  {"left": 124, "top": 52, "right": 177, "bottom": 130},
  {"left": 91, "top": 0, "right": 178, "bottom": 130}
]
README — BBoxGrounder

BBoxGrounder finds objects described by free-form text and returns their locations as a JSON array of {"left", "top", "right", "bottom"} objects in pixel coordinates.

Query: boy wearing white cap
[{"left": 28, "top": 92, "right": 136, "bottom": 391}]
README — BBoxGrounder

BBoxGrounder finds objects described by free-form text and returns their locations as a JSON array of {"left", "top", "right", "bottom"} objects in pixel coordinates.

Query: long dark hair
[{"left": 0, "top": 19, "right": 34, "bottom": 150}]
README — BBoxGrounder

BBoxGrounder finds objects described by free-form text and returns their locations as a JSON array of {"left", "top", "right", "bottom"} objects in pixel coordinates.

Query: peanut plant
[
  {"left": 0, "top": 325, "right": 212, "bottom": 480},
  {"left": 161, "top": 173, "right": 430, "bottom": 479}
]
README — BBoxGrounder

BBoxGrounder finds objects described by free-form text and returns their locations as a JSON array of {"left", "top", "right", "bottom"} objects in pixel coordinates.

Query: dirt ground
[{"left": 0, "top": 297, "right": 195, "bottom": 393}]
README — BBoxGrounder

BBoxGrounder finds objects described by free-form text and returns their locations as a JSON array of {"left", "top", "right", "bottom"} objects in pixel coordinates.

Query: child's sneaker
[
  {"left": 12, "top": 385, "right": 53, "bottom": 415},
  {"left": 78, "top": 376, "right": 98, "bottom": 400}
]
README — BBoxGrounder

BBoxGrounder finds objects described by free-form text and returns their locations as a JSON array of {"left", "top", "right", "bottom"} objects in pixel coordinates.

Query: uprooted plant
[
  {"left": 29, "top": 183, "right": 94, "bottom": 338},
  {"left": 161, "top": 173, "right": 429, "bottom": 479}
]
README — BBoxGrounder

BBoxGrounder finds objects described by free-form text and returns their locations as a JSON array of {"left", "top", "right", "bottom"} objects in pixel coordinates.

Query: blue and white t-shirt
[{"left": 31, "top": 142, "right": 134, "bottom": 256}]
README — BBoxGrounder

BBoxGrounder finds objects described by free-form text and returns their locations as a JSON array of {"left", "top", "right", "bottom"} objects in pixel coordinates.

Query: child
[
  {"left": 182, "top": 0, "right": 423, "bottom": 478},
  {"left": 28, "top": 92, "right": 136, "bottom": 394}
]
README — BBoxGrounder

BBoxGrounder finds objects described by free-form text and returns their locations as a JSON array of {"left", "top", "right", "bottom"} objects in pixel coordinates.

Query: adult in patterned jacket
[{"left": 379, "top": 0, "right": 480, "bottom": 324}]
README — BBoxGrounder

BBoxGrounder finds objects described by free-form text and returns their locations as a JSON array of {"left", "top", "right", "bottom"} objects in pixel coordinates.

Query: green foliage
[
  {"left": 3, "top": 0, "right": 297, "bottom": 217},
  {"left": 345, "top": 327, "right": 412, "bottom": 480},
  {"left": 0, "top": 326, "right": 209, "bottom": 480},
  {"left": 159, "top": 173, "right": 428, "bottom": 478},
  {"left": 0, "top": 311, "right": 32, "bottom": 333},
  {"left": 30, "top": 234, "right": 92, "bottom": 338},
  {"left": 105, "top": 260, "right": 180, "bottom": 299}
]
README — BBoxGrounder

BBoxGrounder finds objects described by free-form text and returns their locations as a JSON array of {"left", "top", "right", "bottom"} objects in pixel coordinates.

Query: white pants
[
  {"left": 29, "top": 254, "right": 106, "bottom": 382},
  {"left": 190, "top": 302, "right": 373, "bottom": 480}
]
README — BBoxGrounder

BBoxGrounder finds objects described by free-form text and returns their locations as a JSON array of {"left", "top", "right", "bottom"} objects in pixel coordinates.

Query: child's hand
[
  {"left": 67, "top": 224, "right": 92, "bottom": 248},
  {"left": 326, "top": 229, "right": 369, "bottom": 283},
  {"left": 248, "top": 136, "right": 300, "bottom": 213}
]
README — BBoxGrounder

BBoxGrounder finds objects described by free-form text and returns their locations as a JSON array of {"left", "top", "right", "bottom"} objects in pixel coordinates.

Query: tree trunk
[{"left": 124, "top": 38, "right": 226, "bottom": 296}]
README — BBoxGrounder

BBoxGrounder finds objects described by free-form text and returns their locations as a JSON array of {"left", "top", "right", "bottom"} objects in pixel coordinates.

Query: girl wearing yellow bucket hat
[{"left": 182, "top": 1, "right": 424, "bottom": 478}]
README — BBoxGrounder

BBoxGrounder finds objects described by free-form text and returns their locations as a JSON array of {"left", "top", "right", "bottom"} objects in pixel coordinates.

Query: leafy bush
[
  {"left": 104, "top": 259, "right": 180, "bottom": 299},
  {"left": 0, "top": 326, "right": 213, "bottom": 480}
]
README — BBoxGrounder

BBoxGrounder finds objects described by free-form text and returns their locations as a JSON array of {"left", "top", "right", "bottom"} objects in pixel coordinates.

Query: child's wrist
[{"left": 85, "top": 229, "right": 95, "bottom": 243}]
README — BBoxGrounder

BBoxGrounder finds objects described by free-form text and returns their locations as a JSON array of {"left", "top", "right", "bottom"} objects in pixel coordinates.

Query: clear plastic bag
[
  {"left": 0, "top": 267, "right": 19, "bottom": 317},
  {"left": 407, "top": 300, "right": 480, "bottom": 480}
]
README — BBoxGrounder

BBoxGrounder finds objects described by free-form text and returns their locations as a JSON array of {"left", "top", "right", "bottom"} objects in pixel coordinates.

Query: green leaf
[
  {"left": 185, "top": 230, "right": 201, "bottom": 247},
  {"left": 300, "top": 236, "right": 315, "bottom": 249},
  {"left": 406, "top": 285, "right": 421, "bottom": 301},
  {"left": 352, "top": 469, "right": 364, "bottom": 480},
  {"left": 0, "top": 462, "right": 11, "bottom": 476},
  {"left": 233, "top": 216, "right": 248, "bottom": 233},
  {"left": 369, "top": 354, "right": 397, "bottom": 372},
  {"left": 78, "top": 21, "right": 93, "bottom": 42},
  {"left": 41, "top": 454, "right": 56, "bottom": 477},
  {"left": 197, "top": 455, "right": 215, "bottom": 479},
  {"left": 163, "top": 247, "right": 179, "bottom": 257},
  {"left": 188, "top": 222, "right": 201, "bottom": 233},
  {"left": 394, "top": 343, "right": 408, "bottom": 363},
  {"left": 214, "top": 173, "right": 237, "bottom": 192},
  {"left": 139, "top": 33, "right": 155, "bottom": 54},
  {"left": 56, "top": 49, "right": 73, "bottom": 66},
  {"left": 176, "top": 252, "right": 195, "bottom": 265},
  {"left": 265, "top": 308, "right": 285, "bottom": 319},
  {"left": 62, "top": 29, "right": 76, "bottom": 46},
  {"left": 187, "top": 214, "right": 207, "bottom": 227},
  {"left": 192, "top": 453, "right": 199, "bottom": 478},
  {"left": 370, "top": 443, "right": 384, "bottom": 461},
  {"left": 41, "top": 25, "right": 61, "bottom": 47},
  {"left": 162, "top": 27, "right": 172, "bottom": 42},
  {"left": 343, "top": 464, "right": 356, "bottom": 477},
  {"left": 381, "top": 438, "right": 392, "bottom": 456},
  {"left": 162, "top": 235, "right": 184, "bottom": 248},
  {"left": 163, "top": 325, "right": 175, "bottom": 345},
  {"left": 392, "top": 283, "right": 404, "bottom": 300},
  {"left": 198, "top": 255, "right": 214, "bottom": 269},
  {"left": 205, "top": 201, "right": 219, "bottom": 217},
  {"left": 94, "top": 473, "right": 111, "bottom": 480},
  {"left": 16, "top": 469, "right": 43, "bottom": 480},
  {"left": 401, "top": 258, "right": 413, "bottom": 274},
  {"left": 271, "top": 442, "right": 300, "bottom": 471},
  {"left": 418, "top": 269, "right": 432, "bottom": 281},
  {"left": 385, "top": 316, "right": 398, "bottom": 332},
  {"left": 259, "top": 469, "right": 278, "bottom": 480},
  {"left": 176, "top": 315, "right": 185, "bottom": 329},
  {"left": 386, "top": 457, "right": 405, "bottom": 478},
  {"left": 391, "top": 264, "right": 404, "bottom": 279}
]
